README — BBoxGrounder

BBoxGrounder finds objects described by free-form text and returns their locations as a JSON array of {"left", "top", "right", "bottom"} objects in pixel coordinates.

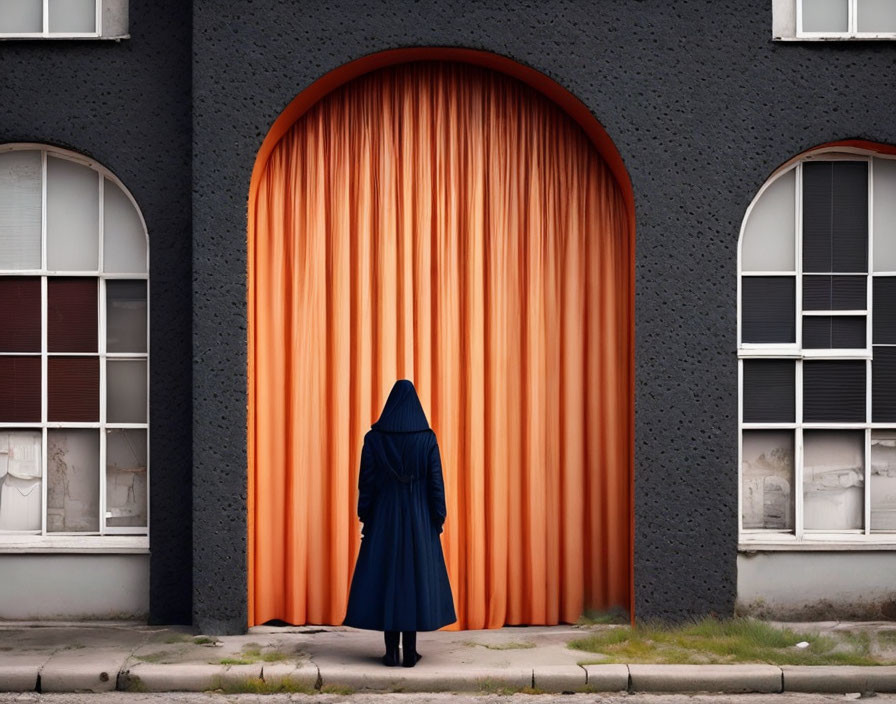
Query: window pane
[
  {"left": 873, "top": 278, "right": 896, "bottom": 344},
  {"left": 106, "top": 429, "right": 147, "bottom": 527},
  {"left": 803, "top": 161, "right": 868, "bottom": 273},
  {"left": 742, "top": 430, "right": 794, "bottom": 530},
  {"left": 802, "top": 316, "right": 866, "bottom": 348},
  {"left": 802, "top": 275, "right": 866, "bottom": 310},
  {"left": 103, "top": 179, "right": 147, "bottom": 274},
  {"left": 47, "top": 0, "right": 95, "bottom": 33},
  {"left": 803, "top": 360, "right": 866, "bottom": 422},
  {"left": 873, "top": 347, "right": 896, "bottom": 422},
  {"left": 46, "top": 157, "right": 98, "bottom": 272},
  {"left": 803, "top": 430, "right": 864, "bottom": 530},
  {"left": 0, "top": 430, "right": 42, "bottom": 531},
  {"left": 0, "top": 357, "right": 40, "bottom": 422},
  {"left": 743, "top": 360, "right": 795, "bottom": 423},
  {"left": 741, "top": 276, "right": 795, "bottom": 343},
  {"left": 106, "top": 281, "right": 147, "bottom": 353},
  {"left": 0, "top": 0, "right": 42, "bottom": 33},
  {"left": 48, "top": 277, "right": 97, "bottom": 353},
  {"left": 48, "top": 357, "right": 98, "bottom": 422},
  {"left": 47, "top": 429, "right": 98, "bottom": 532},
  {"left": 741, "top": 169, "right": 795, "bottom": 272},
  {"left": 0, "top": 277, "right": 40, "bottom": 352},
  {"left": 802, "top": 0, "right": 849, "bottom": 31},
  {"left": 858, "top": 0, "right": 896, "bottom": 31},
  {"left": 871, "top": 431, "right": 896, "bottom": 531},
  {"left": 106, "top": 360, "right": 146, "bottom": 423},
  {"left": 0, "top": 151, "right": 41, "bottom": 270},
  {"left": 873, "top": 159, "right": 896, "bottom": 271}
]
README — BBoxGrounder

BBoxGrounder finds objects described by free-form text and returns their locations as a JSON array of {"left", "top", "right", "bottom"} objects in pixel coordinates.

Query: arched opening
[{"left": 248, "top": 51, "right": 634, "bottom": 629}]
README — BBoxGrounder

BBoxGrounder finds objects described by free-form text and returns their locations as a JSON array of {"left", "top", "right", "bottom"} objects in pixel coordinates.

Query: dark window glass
[
  {"left": 0, "top": 277, "right": 40, "bottom": 352},
  {"left": 802, "top": 275, "right": 866, "bottom": 310},
  {"left": 743, "top": 360, "right": 795, "bottom": 422},
  {"left": 873, "top": 347, "right": 896, "bottom": 422},
  {"left": 804, "top": 360, "right": 866, "bottom": 422},
  {"left": 106, "top": 280, "right": 147, "bottom": 353},
  {"left": 0, "top": 356, "right": 41, "bottom": 422},
  {"left": 48, "top": 278, "right": 97, "bottom": 353},
  {"left": 873, "top": 278, "right": 896, "bottom": 344},
  {"left": 802, "top": 316, "right": 866, "bottom": 348},
  {"left": 48, "top": 356, "right": 99, "bottom": 422},
  {"left": 803, "top": 161, "right": 868, "bottom": 273},
  {"left": 741, "top": 277, "right": 795, "bottom": 343}
]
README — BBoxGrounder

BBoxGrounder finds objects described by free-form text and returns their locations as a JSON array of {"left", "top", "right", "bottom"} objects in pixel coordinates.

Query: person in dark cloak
[{"left": 343, "top": 380, "right": 456, "bottom": 667}]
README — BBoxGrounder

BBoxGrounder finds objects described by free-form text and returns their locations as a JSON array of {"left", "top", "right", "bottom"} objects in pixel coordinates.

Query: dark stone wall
[
  {"left": 192, "top": 0, "right": 896, "bottom": 632},
  {"left": 0, "top": 1, "right": 193, "bottom": 624}
]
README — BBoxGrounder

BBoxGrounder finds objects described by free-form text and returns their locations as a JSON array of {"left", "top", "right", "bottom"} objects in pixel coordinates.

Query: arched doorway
[{"left": 248, "top": 51, "right": 634, "bottom": 629}]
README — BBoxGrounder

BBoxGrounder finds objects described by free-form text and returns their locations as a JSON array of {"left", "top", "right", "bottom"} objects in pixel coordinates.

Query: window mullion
[
  {"left": 850, "top": 0, "right": 858, "bottom": 36},
  {"left": 42, "top": 0, "right": 49, "bottom": 36},
  {"left": 795, "top": 161, "right": 804, "bottom": 540}
]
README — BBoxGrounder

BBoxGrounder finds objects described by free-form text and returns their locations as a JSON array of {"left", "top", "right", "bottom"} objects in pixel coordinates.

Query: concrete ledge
[
  {"left": 318, "top": 665, "right": 531, "bottom": 692},
  {"left": 119, "top": 663, "right": 229, "bottom": 692},
  {"left": 581, "top": 664, "right": 630, "bottom": 691},
  {"left": 782, "top": 666, "right": 896, "bottom": 693},
  {"left": 260, "top": 662, "right": 318, "bottom": 690},
  {"left": 40, "top": 652, "right": 125, "bottom": 693},
  {"left": 218, "top": 663, "right": 263, "bottom": 688},
  {"left": 533, "top": 665, "right": 588, "bottom": 692},
  {"left": 629, "top": 664, "right": 782, "bottom": 693},
  {"left": 0, "top": 665, "right": 39, "bottom": 692}
]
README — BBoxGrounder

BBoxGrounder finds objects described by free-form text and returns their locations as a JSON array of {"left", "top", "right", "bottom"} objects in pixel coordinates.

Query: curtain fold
[{"left": 248, "top": 62, "right": 632, "bottom": 629}]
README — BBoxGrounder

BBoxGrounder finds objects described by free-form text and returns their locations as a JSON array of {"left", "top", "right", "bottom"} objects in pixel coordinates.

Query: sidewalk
[{"left": 1, "top": 622, "right": 895, "bottom": 695}]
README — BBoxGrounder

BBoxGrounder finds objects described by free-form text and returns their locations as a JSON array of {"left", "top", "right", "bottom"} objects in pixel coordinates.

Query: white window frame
[
  {"left": 0, "top": 0, "right": 129, "bottom": 40},
  {"left": 737, "top": 147, "right": 896, "bottom": 550},
  {"left": 794, "top": 0, "right": 896, "bottom": 40},
  {"left": 0, "top": 143, "right": 148, "bottom": 553}
]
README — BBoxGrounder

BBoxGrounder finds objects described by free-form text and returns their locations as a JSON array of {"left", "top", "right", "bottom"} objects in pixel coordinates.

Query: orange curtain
[{"left": 248, "top": 62, "right": 632, "bottom": 629}]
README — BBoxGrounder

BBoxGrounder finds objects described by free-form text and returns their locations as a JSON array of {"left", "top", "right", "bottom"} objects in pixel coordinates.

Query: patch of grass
[
  {"left": 163, "top": 634, "right": 193, "bottom": 644},
  {"left": 476, "top": 678, "right": 532, "bottom": 695},
  {"left": 879, "top": 630, "right": 896, "bottom": 647},
  {"left": 465, "top": 640, "right": 536, "bottom": 650},
  {"left": 568, "top": 617, "right": 891, "bottom": 666},
  {"left": 135, "top": 650, "right": 180, "bottom": 664},
  {"left": 320, "top": 683, "right": 355, "bottom": 695},
  {"left": 192, "top": 636, "right": 218, "bottom": 645},
  {"left": 217, "top": 676, "right": 315, "bottom": 695},
  {"left": 120, "top": 674, "right": 147, "bottom": 693},
  {"left": 577, "top": 607, "right": 629, "bottom": 625},
  {"left": 218, "top": 657, "right": 255, "bottom": 665}
]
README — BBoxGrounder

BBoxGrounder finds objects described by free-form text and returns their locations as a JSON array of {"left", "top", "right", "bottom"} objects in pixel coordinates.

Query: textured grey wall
[
  {"left": 192, "top": 0, "right": 896, "bottom": 632},
  {"left": 0, "top": 0, "right": 192, "bottom": 623}
]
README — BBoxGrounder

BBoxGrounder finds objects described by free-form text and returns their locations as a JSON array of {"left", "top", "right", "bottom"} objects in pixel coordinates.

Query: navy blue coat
[{"left": 343, "top": 381, "right": 457, "bottom": 632}]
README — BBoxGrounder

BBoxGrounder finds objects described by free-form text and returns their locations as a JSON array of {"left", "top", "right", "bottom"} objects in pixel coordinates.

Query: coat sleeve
[
  {"left": 428, "top": 436, "right": 447, "bottom": 532},
  {"left": 357, "top": 438, "right": 377, "bottom": 525}
]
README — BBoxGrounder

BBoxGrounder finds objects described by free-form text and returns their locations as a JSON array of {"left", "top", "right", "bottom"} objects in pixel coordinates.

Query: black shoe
[
  {"left": 402, "top": 650, "right": 422, "bottom": 668},
  {"left": 382, "top": 646, "right": 400, "bottom": 667}
]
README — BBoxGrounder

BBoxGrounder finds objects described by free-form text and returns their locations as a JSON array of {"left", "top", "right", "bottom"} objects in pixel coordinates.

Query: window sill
[
  {"left": 739, "top": 539, "right": 896, "bottom": 552},
  {"left": 0, "top": 535, "right": 148, "bottom": 553},
  {"left": 774, "top": 35, "right": 896, "bottom": 41}
]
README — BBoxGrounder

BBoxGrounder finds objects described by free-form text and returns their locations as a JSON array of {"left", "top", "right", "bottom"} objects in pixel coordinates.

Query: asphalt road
[{"left": 0, "top": 694, "right": 892, "bottom": 703}]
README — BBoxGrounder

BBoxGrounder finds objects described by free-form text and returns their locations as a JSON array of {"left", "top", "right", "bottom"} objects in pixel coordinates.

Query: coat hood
[{"left": 371, "top": 380, "right": 430, "bottom": 433}]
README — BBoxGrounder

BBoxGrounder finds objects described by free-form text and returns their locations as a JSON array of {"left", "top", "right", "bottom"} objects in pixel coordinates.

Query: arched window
[
  {"left": 0, "top": 145, "right": 148, "bottom": 549},
  {"left": 738, "top": 146, "right": 896, "bottom": 546}
]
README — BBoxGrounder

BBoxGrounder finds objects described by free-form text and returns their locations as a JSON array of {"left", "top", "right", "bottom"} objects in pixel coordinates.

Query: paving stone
[
  {"left": 40, "top": 650, "right": 128, "bottom": 693},
  {"left": 318, "top": 664, "right": 532, "bottom": 692},
  {"left": 118, "top": 663, "right": 228, "bottom": 692},
  {"left": 260, "top": 662, "right": 318, "bottom": 690},
  {"left": 782, "top": 665, "right": 896, "bottom": 693},
  {"left": 533, "top": 665, "right": 588, "bottom": 692},
  {"left": 582, "top": 664, "right": 631, "bottom": 691},
  {"left": 628, "top": 664, "right": 782, "bottom": 693}
]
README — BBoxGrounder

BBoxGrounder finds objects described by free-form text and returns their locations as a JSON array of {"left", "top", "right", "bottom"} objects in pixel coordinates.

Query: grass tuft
[
  {"left": 568, "top": 617, "right": 891, "bottom": 666},
  {"left": 192, "top": 636, "right": 217, "bottom": 645},
  {"left": 577, "top": 607, "right": 629, "bottom": 625},
  {"left": 217, "top": 676, "right": 315, "bottom": 694},
  {"left": 320, "top": 683, "right": 355, "bottom": 695},
  {"left": 465, "top": 640, "right": 537, "bottom": 650}
]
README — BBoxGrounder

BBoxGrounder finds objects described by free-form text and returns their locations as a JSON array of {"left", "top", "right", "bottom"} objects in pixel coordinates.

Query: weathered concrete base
[
  {"left": 629, "top": 664, "right": 783, "bottom": 693},
  {"left": 259, "top": 662, "right": 318, "bottom": 690},
  {"left": 782, "top": 666, "right": 896, "bottom": 693},
  {"left": 119, "top": 663, "right": 229, "bottom": 692},
  {"left": 582, "top": 664, "right": 631, "bottom": 691},
  {"left": 0, "top": 653, "right": 49, "bottom": 693},
  {"left": 532, "top": 665, "right": 587, "bottom": 692},
  {"left": 318, "top": 665, "right": 532, "bottom": 693}
]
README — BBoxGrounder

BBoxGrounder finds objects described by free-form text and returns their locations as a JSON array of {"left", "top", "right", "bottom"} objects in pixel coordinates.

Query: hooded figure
[{"left": 343, "top": 380, "right": 456, "bottom": 667}]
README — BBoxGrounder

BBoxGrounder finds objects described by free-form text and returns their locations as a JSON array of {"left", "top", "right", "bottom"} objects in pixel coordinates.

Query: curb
[{"left": 2, "top": 663, "right": 896, "bottom": 694}]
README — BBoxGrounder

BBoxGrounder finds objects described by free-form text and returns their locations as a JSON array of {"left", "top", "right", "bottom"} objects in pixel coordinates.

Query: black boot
[
  {"left": 382, "top": 630, "right": 400, "bottom": 666},
  {"left": 401, "top": 631, "right": 422, "bottom": 667}
]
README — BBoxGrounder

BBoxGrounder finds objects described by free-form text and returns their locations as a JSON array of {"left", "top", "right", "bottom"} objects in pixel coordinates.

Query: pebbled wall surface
[
  {"left": 191, "top": 0, "right": 896, "bottom": 632},
  {"left": 0, "top": 0, "right": 193, "bottom": 623}
]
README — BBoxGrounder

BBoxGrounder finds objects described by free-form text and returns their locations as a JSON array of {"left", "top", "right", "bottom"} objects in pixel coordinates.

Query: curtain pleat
[{"left": 248, "top": 62, "right": 632, "bottom": 628}]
